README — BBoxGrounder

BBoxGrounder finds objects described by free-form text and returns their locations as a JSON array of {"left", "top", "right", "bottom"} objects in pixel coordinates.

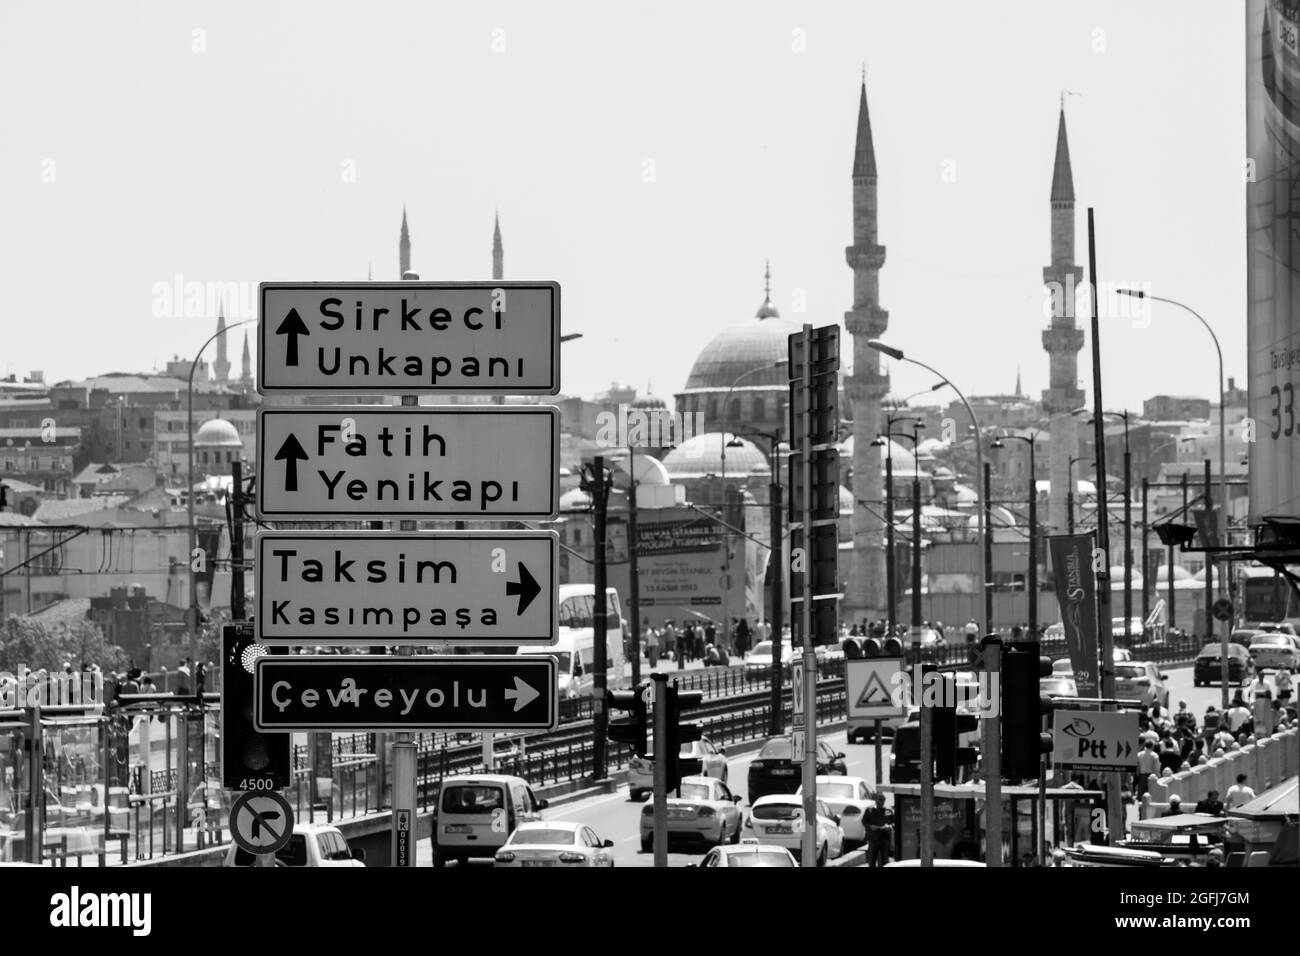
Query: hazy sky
[{"left": 0, "top": 0, "right": 1244, "bottom": 412}]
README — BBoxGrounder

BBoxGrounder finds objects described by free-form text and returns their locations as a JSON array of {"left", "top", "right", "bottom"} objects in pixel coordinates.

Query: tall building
[
  {"left": 1041, "top": 105, "right": 1085, "bottom": 535},
  {"left": 240, "top": 331, "right": 252, "bottom": 387},
  {"left": 844, "top": 78, "right": 889, "bottom": 623},
  {"left": 493, "top": 210, "right": 504, "bottom": 281},
  {"left": 399, "top": 205, "right": 411, "bottom": 277},
  {"left": 213, "top": 303, "right": 230, "bottom": 384}
]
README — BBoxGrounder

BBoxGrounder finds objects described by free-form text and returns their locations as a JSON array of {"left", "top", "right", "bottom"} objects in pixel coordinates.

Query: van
[
  {"left": 431, "top": 774, "right": 548, "bottom": 868},
  {"left": 520, "top": 584, "right": 627, "bottom": 699}
]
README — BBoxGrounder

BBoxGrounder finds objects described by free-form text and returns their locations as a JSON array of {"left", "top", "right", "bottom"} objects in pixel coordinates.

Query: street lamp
[
  {"left": 891, "top": 382, "right": 946, "bottom": 409},
  {"left": 991, "top": 431, "right": 1041, "bottom": 639},
  {"left": 186, "top": 319, "right": 253, "bottom": 670},
  {"left": 720, "top": 360, "right": 787, "bottom": 654},
  {"left": 872, "top": 414, "right": 924, "bottom": 641}
]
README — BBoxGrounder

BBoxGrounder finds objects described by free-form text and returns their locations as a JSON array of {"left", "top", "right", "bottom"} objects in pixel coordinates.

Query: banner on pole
[{"left": 1048, "top": 533, "right": 1100, "bottom": 698}]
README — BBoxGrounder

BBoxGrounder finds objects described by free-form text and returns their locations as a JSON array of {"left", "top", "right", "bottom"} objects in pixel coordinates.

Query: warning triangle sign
[{"left": 856, "top": 669, "right": 894, "bottom": 709}]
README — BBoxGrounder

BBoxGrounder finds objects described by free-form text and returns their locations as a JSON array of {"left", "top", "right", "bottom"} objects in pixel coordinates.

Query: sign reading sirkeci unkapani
[
  {"left": 257, "top": 281, "right": 560, "bottom": 395},
  {"left": 255, "top": 406, "right": 559, "bottom": 519},
  {"left": 255, "top": 531, "right": 558, "bottom": 646}
]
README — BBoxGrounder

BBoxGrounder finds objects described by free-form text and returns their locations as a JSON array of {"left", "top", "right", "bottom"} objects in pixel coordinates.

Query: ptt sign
[{"left": 1051, "top": 709, "right": 1139, "bottom": 773}]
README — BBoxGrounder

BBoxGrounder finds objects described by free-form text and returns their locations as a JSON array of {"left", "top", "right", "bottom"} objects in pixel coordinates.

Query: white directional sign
[
  {"left": 1051, "top": 709, "right": 1140, "bottom": 773},
  {"left": 845, "top": 658, "right": 906, "bottom": 718},
  {"left": 792, "top": 660, "right": 805, "bottom": 729},
  {"left": 257, "top": 281, "right": 560, "bottom": 395},
  {"left": 255, "top": 406, "right": 559, "bottom": 519},
  {"left": 255, "top": 531, "right": 558, "bottom": 645}
]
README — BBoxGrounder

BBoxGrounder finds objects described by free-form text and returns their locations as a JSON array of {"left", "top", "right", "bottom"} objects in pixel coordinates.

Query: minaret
[
  {"left": 399, "top": 205, "right": 411, "bottom": 277},
  {"left": 1015, "top": 365, "right": 1023, "bottom": 399},
  {"left": 492, "top": 211, "right": 504, "bottom": 281},
  {"left": 844, "top": 76, "right": 889, "bottom": 624},
  {"left": 1041, "top": 104, "right": 1085, "bottom": 535},
  {"left": 240, "top": 331, "right": 252, "bottom": 387},
  {"left": 213, "top": 301, "right": 230, "bottom": 383}
]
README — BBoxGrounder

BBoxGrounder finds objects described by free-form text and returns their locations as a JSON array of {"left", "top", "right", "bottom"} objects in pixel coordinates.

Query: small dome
[
  {"left": 611, "top": 453, "right": 670, "bottom": 487},
  {"left": 839, "top": 435, "right": 918, "bottom": 472},
  {"left": 631, "top": 392, "right": 667, "bottom": 411},
  {"left": 661, "top": 433, "right": 770, "bottom": 477},
  {"left": 194, "top": 418, "right": 242, "bottom": 448}
]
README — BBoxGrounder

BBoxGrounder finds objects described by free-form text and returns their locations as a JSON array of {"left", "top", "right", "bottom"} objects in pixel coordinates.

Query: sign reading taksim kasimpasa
[
  {"left": 255, "top": 531, "right": 558, "bottom": 645},
  {"left": 254, "top": 656, "right": 558, "bottom": 732},
  {"left": 255, "top": 406, "right": 559, "bottom": 519},
  {"left": 257, "top": 282, "right": 560, "bottom": 395}
]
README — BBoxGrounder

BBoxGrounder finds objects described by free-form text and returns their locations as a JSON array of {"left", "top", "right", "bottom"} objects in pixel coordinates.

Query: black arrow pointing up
[
  {"left": 506, "top": 562, "right": 540, "bottom": 615},
  {"left": 276, "top": 308, "right": 310, "bottom": 367},
  {"left": 274, "top": 433, "right": 308, "bottom": 492}
]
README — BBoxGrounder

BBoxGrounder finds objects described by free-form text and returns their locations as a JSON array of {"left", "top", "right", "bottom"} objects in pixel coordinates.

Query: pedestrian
[
  {"left": 1276, "top": 667, "right": 1294, "bottom": 703},
  {"left": 1226, "top": 773, "right": 1256, "bottom": 809},
  {"left": 175, "top": 659, "right": 191, "bottom": 696},
  {"left": 694, "top": 626, "right": 706, "bottom": 662},
  {"left": 1158, "top": 733, "right": 1181, "bottom": 773},
  {"left": 1175, "top": 699, "right": 1197, "bottom": 733},
  {"left": 1205, "top": 848, "right": 1224, "bottom": 867},
  {"left": 1194, "top": 790, "right": 1225, "bottom": 816},
  {"left": 735, "top": 618, "right": 751, "bottom": 656},
  {"left": 1161, "top": 795, "right": 1183, "bottom": 817},
  {"left": 864, "top": 793, "right": 894, "bottom": 867},
  {"left": 682, "top": 622, "right": 696, "bottom": 663},
  {"left": 1011, "top": 625, "right": 1022, "bottom": 642},
  {"left": 1227, "top": 695, "right": 1253, "bottom": 735},
  {"left": 647, "top": 626, "right": 660, "bottom": 669},
  {"left": 1135, "top": 741, "right": 1160, "bottom": 797},
  {"left": 964, "top": 619, "right": 979, "bottom": 643},
  {"left": 662, "top": 620, "right": 677, "bottom": 661}
]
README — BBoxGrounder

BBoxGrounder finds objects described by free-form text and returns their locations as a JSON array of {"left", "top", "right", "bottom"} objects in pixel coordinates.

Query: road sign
[
  {"left": 257, "top": 281, "right": 560, "bottom": 395},
  {"left": 255, "top": 531, "right": 558, "bottom": 645},
  {"left": 792, "top": 660, "right": 805, "bottom": 729},
  {"left": 255, "top": 406, "right": 559, "bottom": 519},
  {"left": 395, "top": 809, "right": 412, "bottom": 868},
  {"left": 846, "top": 658, "right": 906, "bottom": 718},
  {"left": 792, "top": 729, "right": 805, "bottom": 763},
  {"left": 1213, "top": 598, "right": 1234, "bottom": 622},
  {"left": 229, "top": 790, "right": 294, "bottom": 856},
  {"left": 254, "top": 655, "right": 558, "bottom": 732},
  {"left": 1051, "top": 709, "right": 1140, "bottom": 773}
]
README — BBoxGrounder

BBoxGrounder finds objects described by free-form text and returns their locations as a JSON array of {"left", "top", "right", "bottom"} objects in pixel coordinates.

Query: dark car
[
  {"left": 1193, "top": 643, "right": 1254, "bottom": 687},
  {"left": 747, "top": 737, "right": 847, "bottom": 802},
  {"left": 889, "top": 715, "right": 981, "bottom": 783}
]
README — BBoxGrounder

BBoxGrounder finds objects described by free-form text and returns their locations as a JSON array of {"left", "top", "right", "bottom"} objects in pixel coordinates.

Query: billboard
[
  {"left": 1247, "top": 0, "right": 1300, "bottom": 521},
  {"left": 1047, "top": 533, "right": 1100, "bottom": 698},
  {"left": 633, "top": 515, "right": 746, "bottom": 628}
]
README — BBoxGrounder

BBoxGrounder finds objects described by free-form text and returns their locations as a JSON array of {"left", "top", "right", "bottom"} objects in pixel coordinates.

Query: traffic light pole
[
  {"left": 591, "top": 457, "right": 610, "bottom": 781},
  {"left": 799, "top": 325, "right": 817, "bottom": 869},
  {"left": 652, "top": 673, "right": 668, "bottom": 869},
  {"left": 628, "top": 444, "right": 642, "bottom": 687},
  {"left": 769, "top": 477, "right": 784, "bottom": 737},
  {"left": 392, "top": 393, "right": 419, "bottom": 868},
  {"left": 919, "top": 670, "right": 934, "bottom": 868},
  {"left": 885, "top": 451, "right": 896, "bottom": 639},
  {"left": 982, "top": 636, "right": 1002, "bottom": 866}
]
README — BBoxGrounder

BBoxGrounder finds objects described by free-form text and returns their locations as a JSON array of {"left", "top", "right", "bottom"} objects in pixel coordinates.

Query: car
[
  {"left": 1113, "top": 647, "right": 1133, "bottom": 663},
  {"left": 1232, "top": 627, "right": 1264, "bottom": 645},
  {"left": 1259, "top": 622, "right": 1300, "bottom": 638},
  {"left": 430, "top": 774, "right": 548, "bottom": 868},
  {"left": 744, "top": 640, "right": 793, "bottom": 676},
  {"left": 884, "top": 858, "right": 987, "bottom": 867},
  {"left": 747, "top": 737, "right": 847, "bottom": 801},
  {"left": 493, "top": 821, "right": 615, "bottom": 867},
  {"left": 745, "top": 795, "right": 845, "bottom": 865},
  {"left": 639, "top": 775, "right": 743, "bottom": 851},
  {"left": 1044, "top": 622, "right": 1065, "bottom": 641},
  {"left": 1248, "top": 633, "right": 1300, "bottom": 671},
  {"left": 224, "top": 824, "right": 366, "bottom": 867},
  {"left": 692, "top": 841, "right": 799, "bottom": 867},
  {"left": 1193, "top": 643, "right": 1254, "bottom": 687},
  {"left": 1039, "top": 675, "right": 1078, "bottom": 698},
  {"left": 797, "top": 775, "right": 874, "bottom": 848},
  {"left": 1112, "top": 617, "right": 1145, "bottom": 642},
  {"left": 1113, "top": 660, "right": 1169, "bottom": 709},
  {"left": 628, "top": 734, "right": 728, "bottom": 800},
  {"left": 1051, "top": 659, "right": 1074, "bottom": 676}
]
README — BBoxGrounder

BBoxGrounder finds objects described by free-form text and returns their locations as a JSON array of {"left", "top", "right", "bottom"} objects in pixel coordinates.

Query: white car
[
  {"left": 797, "top": 775, "right": 874, "bottom": 848},
  {"left": 693, "top": 842, "right": 798, "bottom": 867},
  {"left": 639, "top": 775, "right": 743, "bottom": 851},
  {"left": 1051, "top": 659, "right": 1073, "bottom": 676},
  {"left": 745, "top": 640, "right": 794, "bottom": 674},
  {"left": 493, "top": 821, "right": 615, "bottom": 867},
  {"left": 224, "top": 824, "right": 366, "bottom": 867},
  {"left": 628, "top": 735, "right": 728, "bottom": 800},
  {"left": 746, "top": 795, "right": 844, "bottom": 866},
  {"left": 1249, "top": 633, "right": 1300, "bottom": 671},
  {"left": 1113, "top": 660, "right": 1170, "bottom": 709}
]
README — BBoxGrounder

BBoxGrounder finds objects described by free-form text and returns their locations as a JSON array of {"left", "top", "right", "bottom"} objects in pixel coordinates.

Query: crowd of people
[{"left": 638, "top": 617, "right": 758, "bottom": 667}]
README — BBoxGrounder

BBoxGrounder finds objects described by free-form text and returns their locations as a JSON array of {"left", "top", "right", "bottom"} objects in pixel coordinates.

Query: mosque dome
[
  {"left": 682, "top": 262, "right": 798, "bottom": 392},
  {"left": 661, "top": 433, "right": 770, "bottom": 478},
  {"left": 193, "top": 418, "right": 242, "bottom": 448}
]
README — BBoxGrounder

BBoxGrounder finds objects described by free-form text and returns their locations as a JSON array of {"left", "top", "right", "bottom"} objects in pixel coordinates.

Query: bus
[
  {"left": 1239, "top": 565, "right": 1300, "bottom": 629},
  {"left": 519, "top": 584, "right": 627, "bottom": 699}
]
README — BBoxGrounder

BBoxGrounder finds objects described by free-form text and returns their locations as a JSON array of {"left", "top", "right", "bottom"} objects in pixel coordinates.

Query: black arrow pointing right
[
  {"left": 274, "top": 433, "right": 308, "bottom": 492},
  {"left": 275, "top": 308, "right": 310, "bottom": 366},
  {"left": 506, "top": 562, "right": 540, "bottom": 615}
]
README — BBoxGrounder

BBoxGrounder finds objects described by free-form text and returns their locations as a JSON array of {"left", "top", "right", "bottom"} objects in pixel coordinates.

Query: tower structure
[
  {"left": 844, "top": 78, "right": 889, "bottom": 623},
  {"left": 213, "top": 303, "right": 230, "bottom": 384},
  {"left": 1041, "top": 105, "right": 1085, "bottom": 536},
  {"left": 399, "top": 205, "right": 411, "bottom": 277},
  {"left": 492, "top": 211, "right": 504, "bottom": 281},
  {"left": 240, "top": 331, "right": 252, "bottom": 387}
]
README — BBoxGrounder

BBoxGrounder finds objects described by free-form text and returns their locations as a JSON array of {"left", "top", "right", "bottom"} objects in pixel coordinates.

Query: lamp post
[
  {"left": 186, "top": 319, "right": 253, "bottom": 670},
  {"left": 991, "top": 431, "right": 1041, "bottom": 639},
  {"left": 874, "top": 416, "right": 925, "bottom": 643},
  {"left": 720, "top": 361, "right": 786, "bottom": 654},
  {"left": 1080, "top": 410, "right": 1133, "bottom": 643},
  {"left": 869, "top": 339, "right": 997, "bottom": 869}
]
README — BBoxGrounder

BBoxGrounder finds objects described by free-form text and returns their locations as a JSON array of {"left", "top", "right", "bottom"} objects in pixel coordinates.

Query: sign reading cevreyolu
[
  {"left": 257, "top": 281, "right": 560, "bottom": 395},
  {"left": 255, "top": 531, "right": 558, "bottom": 645}
]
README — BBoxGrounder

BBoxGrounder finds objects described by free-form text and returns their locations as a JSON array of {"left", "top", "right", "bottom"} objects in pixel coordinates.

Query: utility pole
[
  {"left": 652, "top": 673, "right": 668, "bottom": 868},
  {"left": 1086, "top": 208, "right": 1121, "bottom": 844},
  {"left": 798, "top": 325, "right": 817, "bottom": 869},
  {"left": 983, "top": 462, "right": 994, "bottom": 634},
  {"left": 1141, "top": 478, "right": 1150, "bottom": 627},
  {"left": 1027, "top": 441, "right": 1038, "bottom": 639},
  {"left": 912, "top": 464, "right": 922, "bottom": 632},
  {"left": 885, "top": 450, "right": 896, "bottom": 638},
  {"left": 1175, "top": 471, "right": 1187, "bottom": 632},
  {"left": 586, "top": 457, "right": 612, "bottom": 781},
  {"left": 769, "top": 461, "right": 784, "bottom": 737},
  {"left": 1123, "top": 434, "right": 1132, "bottom": 645},
  {"left": 627, "top": 445, "right": 642, "bottom": 687},
  {"left": 1208, "top": 458, "right": 1225, "bottom": 709},
  {"left": 230, "top": 460, "right": 246, "bottom": 621}
]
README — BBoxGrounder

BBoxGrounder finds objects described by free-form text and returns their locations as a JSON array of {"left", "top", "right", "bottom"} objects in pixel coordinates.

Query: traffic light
[
  {"left": 1000, "top": 642, "right": 1053, "bottom": 780},
  {"left": 221, "top": 623, "right": 291, "bottom": 791},
  {"left": 606, "top": 686, "right": 649, "bottom": 757},
  {"left": 789, "top": 522, "right": 839, "bottom": 642},
  {"left": 664, "top": 684, "right": 705, "bottom": 793},
  {"left": 923, "top": 666, "right": 959, "bottom": 782}
]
